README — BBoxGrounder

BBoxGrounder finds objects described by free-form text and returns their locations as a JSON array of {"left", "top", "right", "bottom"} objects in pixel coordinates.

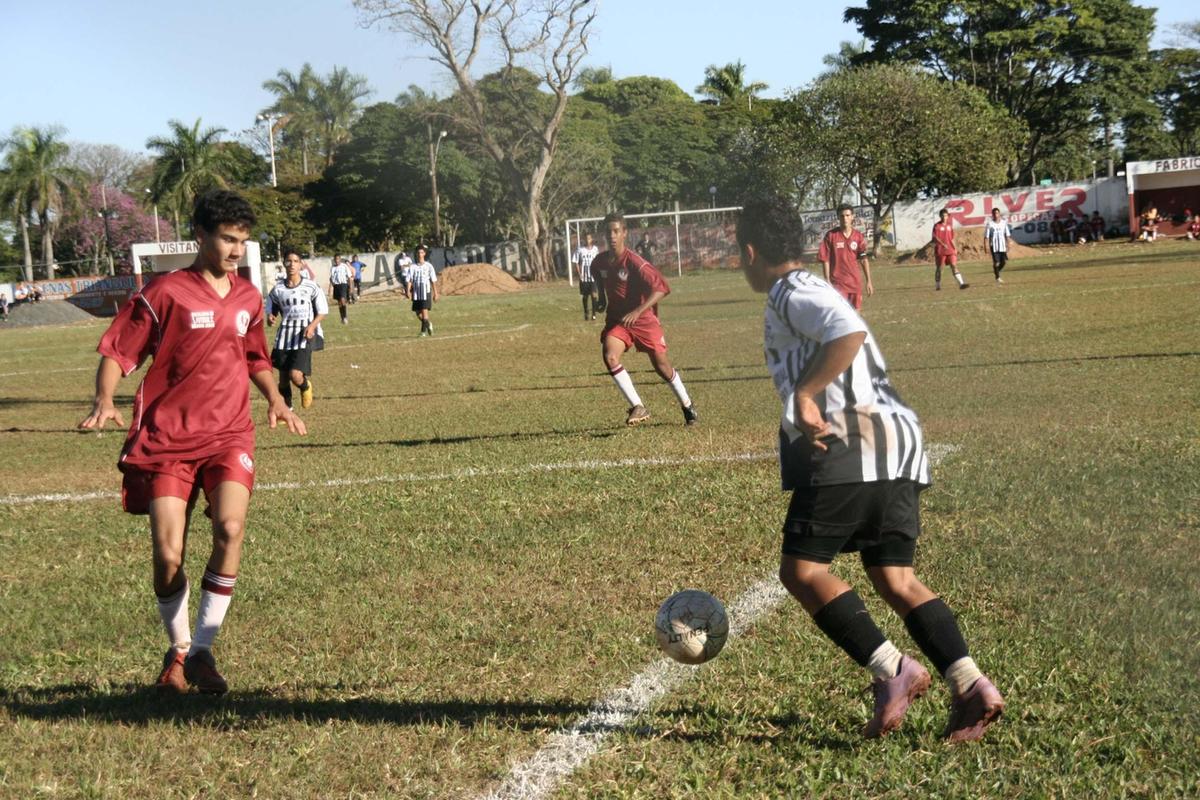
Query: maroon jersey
[
  {"left": 817, "top": 228, "right": 868, "bottom": 294},
  {"left": 98, "top": 268, "right": 271, "bottom": 468},
  {"left": 932, "top": 221, "right": 957, "bottom": 256},
  {"left": 592, "top": 247, "right": 670, "bottom": 325}
]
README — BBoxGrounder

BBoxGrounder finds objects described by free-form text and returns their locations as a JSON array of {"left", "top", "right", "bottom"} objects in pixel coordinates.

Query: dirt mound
[
  {"left": 2, "top": 299, "right": 98, "bottom": 328},
  {"left": 436, "top": 263, "right": 523, "bottom": 296},
  {"left": 897, "top": 226, "right": 1038, "bottom": 264}
]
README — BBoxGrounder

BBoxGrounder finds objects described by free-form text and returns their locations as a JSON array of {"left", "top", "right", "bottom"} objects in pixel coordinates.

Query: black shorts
[
  {"left": 782, "top": 479, "right": 926, "bottom": 567},
  {"left": 271, "top": 347, "right": 313, "bottom": 375},
  {"left": 411, "top": 299, "right": 432, "bottom": 312},
  {"left": 991, "top": 251, "right": 1008, "bottom": 268},
  {"left": 579, "top": 280, "right": 596, "bottom": 296},
  {"left": 333, "top": 284, "right": 350, "bottom": 301}
]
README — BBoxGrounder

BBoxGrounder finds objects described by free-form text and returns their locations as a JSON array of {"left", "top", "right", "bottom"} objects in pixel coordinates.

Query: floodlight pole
[
  {"left": 564, "top": 219, "right": 573, "bottom": 286},
  {"left": 429, "top": 124, "right": 448, "bottom": 245},
  {"left": 257, "top": 113, "right": 278, "bottom": 187}
]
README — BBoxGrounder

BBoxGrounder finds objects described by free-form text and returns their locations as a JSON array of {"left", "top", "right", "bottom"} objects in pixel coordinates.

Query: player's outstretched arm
[
  {"left": 251, "top": 369, "right": 307, "bottom": 435},
  {"left": 79, "top": 356, "right": 126, "bottom": 430},
  {"left": 792, "top": 332, "right": 867, "bottom": 452}
]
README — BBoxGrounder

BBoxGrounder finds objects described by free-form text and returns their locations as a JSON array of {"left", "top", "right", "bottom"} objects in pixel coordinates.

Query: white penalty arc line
[
  {"left": 0, "top": 450, "right": 780, "bottom": 507},
  {"left": 475, "top": 443, "right": 959, "bottom": 800},
  {"left": 321, "top": 323, "right": 530, "bottom": 351}
]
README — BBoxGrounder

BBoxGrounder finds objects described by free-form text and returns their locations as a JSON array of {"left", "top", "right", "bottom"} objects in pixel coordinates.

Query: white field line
[
  {"left": 475, "top": 442, "right": 960, "bottom": 800},
  {"left": 322, "top": 323, "right": 530, "bottom": 351},
  {"left": 0, "top": 450, "right": 779, "bottom": 507},
  {"left": 0, "top": 366, "right": 93, "bottom": 379}
]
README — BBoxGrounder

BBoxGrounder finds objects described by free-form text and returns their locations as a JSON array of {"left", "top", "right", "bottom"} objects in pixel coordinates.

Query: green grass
[{"left": 1, "top": 240, "right": 1198, "bottom": 798}]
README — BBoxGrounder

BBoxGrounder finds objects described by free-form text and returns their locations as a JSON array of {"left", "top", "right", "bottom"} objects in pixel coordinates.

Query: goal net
[{"left": 562, "top": 206, "right": 742, "bottom": 286}]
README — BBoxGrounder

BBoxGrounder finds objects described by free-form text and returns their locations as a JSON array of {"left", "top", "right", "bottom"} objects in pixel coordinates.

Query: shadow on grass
[
  {"left": 264, "top": 425, "right": 621, "bottom": 450},
  {"left": 895, "top": 350, "right": 1200, "bottom": 374},
  {"left": 1, "top": 683, "right": 591, "bottom": 730}
]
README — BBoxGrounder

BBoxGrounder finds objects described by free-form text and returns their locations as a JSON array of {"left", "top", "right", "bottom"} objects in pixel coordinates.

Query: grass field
[{"left": 1, "top": 240, "right": 1198, "bottom": 799}]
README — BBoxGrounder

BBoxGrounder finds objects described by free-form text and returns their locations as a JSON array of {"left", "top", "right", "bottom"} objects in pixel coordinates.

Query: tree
[
  {"left": 355, "top": 0, "right": 596, "bottom": 281},
  {"left": 261, "top": 65, "right": 320, "bottom": 176},
  {"left": 145, "top": 119, "right": 235, "bottom": 236},
  {"left": 572, "top": 65, "right": 613, "bottom": 92},
  {"left": 695, "top": 60, "right": 768, "bottom": 110},
  {"left": 768, "top": 64, "right": 1020, "bottom": 254},
  {"left": 65, "top": 143, "right": 146, "bottom": 192},
  {"left": 845, "top": 0, "right": 1156, "bottom": 184},
  {"left": 1152, "top": 22, "right": 1200, "bottom": 155},
  {"left": 1, "top": 126, "right": 79, "bottom": 278},
  {"left": 57, "top": 184, "right": 175, "bottom": 275},
  {"left": 311, "top": 66, "right": 373, "bottom": 167}
]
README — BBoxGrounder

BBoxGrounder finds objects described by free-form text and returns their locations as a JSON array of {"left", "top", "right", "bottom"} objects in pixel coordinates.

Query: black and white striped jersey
[
  {"left": 330, "top": 262, "right": 352, "bottom": 285},
  {"left": 984, "top": 219, "right": 1012, "bottom": 253},
  {"left": 764, "top": 269, "right": 931, "bottom": 489},
  {"left": 573, "top": 245, "right": 599, "bottom": 282},
  {"left": 408, "top": 261, "right": 437, "bottom": 301},
  {"left": 266, "top": 279, "right": 328, "bottom": 351}
]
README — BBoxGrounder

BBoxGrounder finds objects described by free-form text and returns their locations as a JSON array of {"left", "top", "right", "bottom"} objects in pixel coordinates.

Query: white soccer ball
[{"left": 655, "top": 589, "right": 729, "bottom": 665}]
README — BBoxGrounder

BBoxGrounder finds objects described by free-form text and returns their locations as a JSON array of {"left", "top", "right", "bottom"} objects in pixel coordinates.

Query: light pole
[
  {"left": 1091, "top": 160, "right": 1098, "bottom": 214},
  {"left": 428, "top": 123, "right": 448, "bottom": 244},
  {"left": 257, "top": 113, "right": 279, "bottom": 187},
  {"left": 144, "top": 189, "right": 161, "bottom": 243}
]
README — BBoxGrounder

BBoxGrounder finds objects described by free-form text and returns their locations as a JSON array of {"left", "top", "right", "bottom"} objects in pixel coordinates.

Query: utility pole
[{"left": 428, "top": 123, "right": 448, "bottom": 245}]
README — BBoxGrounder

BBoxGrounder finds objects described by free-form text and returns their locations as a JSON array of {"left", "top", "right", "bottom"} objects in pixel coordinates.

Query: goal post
[{"left": 563, "top": 206, "right": 743, "bottom": 286}]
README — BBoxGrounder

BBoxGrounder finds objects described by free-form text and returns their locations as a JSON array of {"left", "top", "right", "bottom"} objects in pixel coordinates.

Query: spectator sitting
[
  {"left": 1090, "top": 211, "right": 1105, "bottom": 242},
  {"left": 1187, "top": 214, "right": 1200, "bottom": 241},
  {"left": 1138, "top": 207, "right": 1159, "bottom": 241},
  {"left": 1062, "top": 213, "right": 1078, "bottom": 244},
  {"left": 1049, "top": 213, "right": 1065, "bottom": 244}
]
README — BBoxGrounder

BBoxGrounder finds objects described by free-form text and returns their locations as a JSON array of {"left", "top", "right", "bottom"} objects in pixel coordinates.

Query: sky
[{"left": 1, "top": 1, "right": 1194, "bottom": 157}]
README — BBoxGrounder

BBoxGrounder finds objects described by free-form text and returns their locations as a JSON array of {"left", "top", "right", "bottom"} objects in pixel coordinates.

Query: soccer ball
[{"left": 655, "top": 589, "right": 729, "bottom": 665}]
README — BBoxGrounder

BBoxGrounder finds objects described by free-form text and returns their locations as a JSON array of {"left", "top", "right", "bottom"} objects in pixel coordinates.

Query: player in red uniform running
[
  {"left": 818, "top": 205, "right": 874, "bottom": 309},
  {"left": 930, "top": 209, "right": 969, "bottom": 291},
  {"left": 78, "top": 190, "right": 306, "bottom": 695},
  {"left": 593, "top": 212, "right": 697, "bottom": 427}
]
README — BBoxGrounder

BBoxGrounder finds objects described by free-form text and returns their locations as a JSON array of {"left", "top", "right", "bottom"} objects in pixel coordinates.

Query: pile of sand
[
  {"left": 436, "top": 263, "right": 523, "bottom": 296},
  {"left": 897, "top": 226, "right": 1038, "bottom": 264},
  {"left": 2, "top": 299, "right": 98, "bottom": 328}
]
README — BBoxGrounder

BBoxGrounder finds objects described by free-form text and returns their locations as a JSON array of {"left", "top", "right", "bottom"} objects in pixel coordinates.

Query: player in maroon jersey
[
  {"left": 593, "top": 212, "right": 697, "bottom": 427},
  {"left": 78, "top": 190, "right": 306, "bottom": 695},
  {"left": 929, "top": 209, "right": 969, "bottom": 291},
  {"left": 817, "top": 205, "right": 874, "bottom": 309}
]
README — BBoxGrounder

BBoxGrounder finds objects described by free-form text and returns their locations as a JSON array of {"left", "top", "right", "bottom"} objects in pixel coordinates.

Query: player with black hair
[
  {"left": 79, "top": 189, "right": 306, "bottom": 695},
  {"left": 736, "top": 192, "right": 1003, "bottom": 742},
  {"left": 592, "top": 212, "right": 696, "bottom": 426},
  {"left": 817, "top": 204, "right": 873, "bottom": 309},
  {"left": 267, "top": 246, "right": 327, "bottom": 409}
]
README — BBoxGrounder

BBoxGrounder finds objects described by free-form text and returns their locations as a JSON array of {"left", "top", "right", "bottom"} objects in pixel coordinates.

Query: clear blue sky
[{"left": 1, "top": 1, "right": 1192, "bottom": 156}]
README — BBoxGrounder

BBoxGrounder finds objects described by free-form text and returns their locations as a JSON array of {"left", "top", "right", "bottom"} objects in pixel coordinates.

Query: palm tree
[
  {"left": 1, "top": 126, "right": 79, "bottom": 278},
  {"left": 311, "top": 66, "right": 372, "bottom": 167},
  {"left": 145, "top": 119, "right": 233, "bottom": 236},
  {"left": 261, "top": 64, "right": 320, "bottom": 175},
  {"left": 695, "top": 60, "right": 768, "bottom": 110}
]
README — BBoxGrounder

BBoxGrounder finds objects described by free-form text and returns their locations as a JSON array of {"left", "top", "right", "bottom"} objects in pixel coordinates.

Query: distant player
[
  {"left": 984, "top": 208, "right": 1012, "bottom": 285},
  {"left": 267, "top": 247, "right": 328, "bottom": 409},
  {"left": 593, "top": 212, "right": 696, "bottom": 427},
  {"left": 350, "top": 254, "right": 366, "bottom": 302},
  {"left": 736, "top": 192, "right": 1004, "bottom": 742},
  {"left": 817, "top": 204, "right": 873, "bottom": 309},
  {"left": 329, "top": 256, "right": 352, "bottom": 324},
  {"left": 1187, "top": 213, "right": 1200, "bottom": 241},
  {"left": 406, "top": 245, "right": 438, "bottom": 337},
  {"left": 930, "top": 209, "right": 969, "bottom": 291},
  {"left": 573, "top": 232, "right": 600, "bottom": 320},
  {"left": 394, "top": 249, "right": 413, "bottom": 285},
  {"left": 78, "top": 190, "right": 306, "bottom": 695}
]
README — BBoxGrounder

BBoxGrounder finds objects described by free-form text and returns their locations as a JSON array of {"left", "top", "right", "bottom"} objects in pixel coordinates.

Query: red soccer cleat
[
  {"left": 155, "top": 649, "right": 188, "bottom": 694},
  {"left": 183, "top": 649, "right": 229, "bottom": 695}
]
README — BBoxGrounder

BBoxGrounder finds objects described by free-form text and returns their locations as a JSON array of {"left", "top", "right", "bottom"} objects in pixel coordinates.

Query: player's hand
[
  {"left": 79, "top": 402, "right": 125, "bottom": 431},
  {"left": 620, "top": 310, "right": 641, "bottom": 328},
  {"left": 794, "top": 393, "right": 831, "bottom": 452},
  {"left": 866, "top": 281, "right": 875, "bottom": 297},
  {"left": 268, "top": 401, "right": 307, "bottom": 435}
]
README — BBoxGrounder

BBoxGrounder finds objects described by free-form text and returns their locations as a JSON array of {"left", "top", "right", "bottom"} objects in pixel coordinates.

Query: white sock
[
  {"left": 954, "top": 271, "right": 965, "bottom": 286},
  {"left": 609, "top": 366, "right": 642, "bottom": 407},
  {"left": 189, "top": 570, "right": 236, "bottom": 655},
  {"left": 666, "top": 370, "right": 692, "bottom": 408},
  {"left": 944, "top": 656, "right": 984, "bottom": 696},
  {"left": 866, "top": 641, "right": 904, "bottom": 681},
  {"left": 156, "top": 580, "right": 191, "bottom": 653}
]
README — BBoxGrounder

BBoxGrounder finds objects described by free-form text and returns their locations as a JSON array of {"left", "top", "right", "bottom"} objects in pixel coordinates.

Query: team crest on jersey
[
  {"left": 235, "top": 310, "right": 250, "bottom": 336},
  {"left": 239, "top": 453, "right": 254, "bottom": 473},
  {"left": 850, "top": 241, "right": 858, "bottom": 251},
  {"left": 617, "top": 268, "right": 628, "bottom": 281},
  {"left": 190, "top": 310, "right": 215, "bottom": 329}
]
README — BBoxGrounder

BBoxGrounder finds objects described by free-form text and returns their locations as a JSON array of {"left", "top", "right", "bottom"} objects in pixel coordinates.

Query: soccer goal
[{"left": 563, "top": 206, "right": 743, "bottom": 286}]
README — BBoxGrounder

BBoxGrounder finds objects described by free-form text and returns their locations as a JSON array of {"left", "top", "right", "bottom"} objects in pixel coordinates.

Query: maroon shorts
[
  {"left": 835, "top": 286, "right": 863, "bottom": 309},
  {"left": 120, "top": 448, "right": 256, "bottom": 515},
  {"left": 602, "top": 316, "right": 667, "bottom": 354},
  {"left": 935, "top": 253, "right": 958, "bottom": 268}
]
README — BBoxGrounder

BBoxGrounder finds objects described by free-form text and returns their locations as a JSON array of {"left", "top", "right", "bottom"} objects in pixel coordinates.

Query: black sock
[
  {"left": 298, "top": 378, "right": 310, "bottom": 392},
  {"left": 340, "top": 307, "right": 347, "bottom": 321},
  {"left": 811, "top": 590, "right": 887, "bottom": 667},
  {"left": 903, "top": 597, "right": 969, "bottom": 676},
  {"left": 279, "top": 381, "right": 292, "bottom": 407}
]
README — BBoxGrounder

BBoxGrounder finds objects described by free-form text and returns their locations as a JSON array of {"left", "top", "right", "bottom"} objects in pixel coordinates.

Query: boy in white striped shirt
[
  {"left": 736, "top": 193, "right": 1003, "bottom": 743},
  {"left": 267, "top": 248, "right": 328, "bottom": 409},
  {"left": 984, "top": 208, "right": 1013, "bottom": 284}
]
